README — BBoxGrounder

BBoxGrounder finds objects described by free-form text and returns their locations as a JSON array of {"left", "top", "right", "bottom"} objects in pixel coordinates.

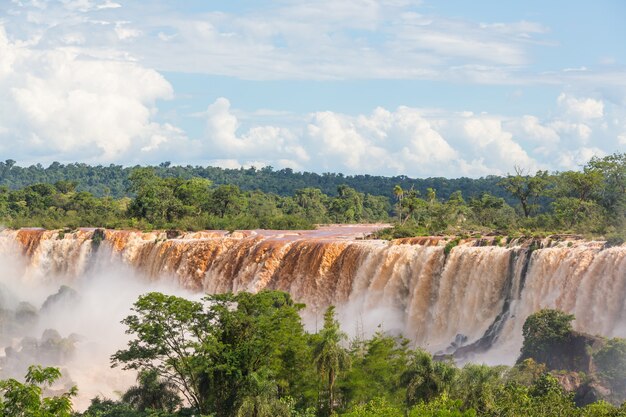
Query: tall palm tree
[
  {"left": 122, "top": 369, "right": 181, "bottom": 413},
  {"left": 393, "top": 185, "right": 404, "bottom": 222},
  {"left": 400, "top": 349, "right": 457, "bottom": 408},
  {"left": 313, "top": 306, "right": 351, "bottom": 416},
  {"left": 236, "top": 371, "right": 290, "bottom": 417}
]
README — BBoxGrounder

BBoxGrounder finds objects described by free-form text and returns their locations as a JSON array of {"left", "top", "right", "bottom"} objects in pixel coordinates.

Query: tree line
[
  {"left": 0, "top": 153, "right": 623, "bottom": 241},
  {"left": 382, "top": 152, "right": 625, "bottom": 241},
  {"left": 0, "top": 160, "right": 511, "bottom": 202},
  {"left": 3, "top": 291, "right": 626, "bottom": 416},
  {"left": 0, "top": 168, "right": 390, "bottom": 230}
]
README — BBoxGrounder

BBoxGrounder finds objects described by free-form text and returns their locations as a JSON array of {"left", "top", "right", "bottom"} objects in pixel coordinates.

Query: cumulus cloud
[
  {"left": 194, "top": 90, "right": 626, "bottom": 177},
  {"left": 0, "top": 24, "right": 188, "bottom": 164},
  {"left": 203, "top": 98, "right": 308, "bottom": 169},
  {"left": 0, "top": 2, "right": 623, "bottom": 177},
  {"left": 196, "top": 100, "right": 546, "bottom": 177},
  {"left": 557, "top": 93, "right": 604, "bottom": 120}
]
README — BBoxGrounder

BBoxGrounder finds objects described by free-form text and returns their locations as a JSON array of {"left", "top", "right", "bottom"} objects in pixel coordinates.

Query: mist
[{"left": 0, "top": 232, "right": 196, "bottom": 410}]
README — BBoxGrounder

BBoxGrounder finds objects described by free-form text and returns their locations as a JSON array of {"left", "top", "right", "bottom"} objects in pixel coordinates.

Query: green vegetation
[
  {"left": 0, "top": 365, "right": 76, "bottom": 417},
  {"left": 379, "top": 152, "right": 626, "bottom": 240},
  {"left": 0, "top": 152, "right": 623, "bottom": 239},
  {"left": 1, "top": 295, "right": 622, "bottom": 416},
  {"left": 519, "top": 309, "right": 575, "bottom": 363},
  {"left": 0, "top": 154, "right": 626, "bottom": 237},
  {"left": 0, "top": 168, "right": 388, "bottom": 230}
]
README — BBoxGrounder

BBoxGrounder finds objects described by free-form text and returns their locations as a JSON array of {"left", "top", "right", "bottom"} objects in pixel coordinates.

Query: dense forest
[
  {"left": 0, "top": 153, "right": 623, "bottom": 241},
  {"left": 0, "top": 160, "right": 509, "bottom": 202},
  {"left": 3, "top": 291, "right": 626, "bottom": 417}
]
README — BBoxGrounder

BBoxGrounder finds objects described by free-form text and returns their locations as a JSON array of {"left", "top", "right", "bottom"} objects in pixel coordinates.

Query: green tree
[
  {"left": 342, "top": 333, "right": 409, "bottom": 407},
  {"left": 400, "top": 350, "right": 457, "bottom": 408},
  {"left": 341, "top": 397, "right": 403, "bottom": 417},
  {"left": 209, "top": 184, "right": 247, "bottom": 218},
  {"left": 452, "top": 364, "right": 506, "bottom": 414},
  {"left": 121, "top": 369, "right": 181, "bottom": 413},
  {"left": 236, "top": 370, "right": 291, "bottom": 417},
  {"left": 174, "top": 177, "right": 213, "bottom": 213},
  {"left": 468, "top": 192, "right": 517, "bottom": 230},
  {"left": 594, "top": 338, "right": 626, "bottom": 392},
  {"left": 518, "top": 309, "right": 575, "bottom": 364},
  {"left": 313, "top": 306, "right": 351, "bottom": 416},
  {"left": 111, "top": 292, "right": 208, "bottom": 412},
  {"left": 127, "top": 168, "right": 182, "bottom": 226},
  {"left": 112, "top": 291, "right": 311, "bottom": 417},
  {"left": 393, "top": 185, "right": 405, "bottom": 222},
  {"left": 0, "top": 365, "right": 76, "bottom": 417},
  {"left": 499, "top": 168, "right": 549, "bottom": 217},
  {"left": 294, "top": 188, "right": 329, "bottom": 223},
  {"left": 408, "top": 394, "right": 476, "bottom": 417},
  {"left": 328, "top": 185, "right": 364, "bottom": 223}
]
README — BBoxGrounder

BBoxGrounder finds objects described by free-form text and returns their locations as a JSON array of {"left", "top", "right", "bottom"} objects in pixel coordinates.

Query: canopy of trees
[
  {"left": 2, "top": 295, "right": 626, "bottom": 416},
  {"left": 0, "top": 153, "right": 622, "bottom": 241},
  {"left": 0, "top": 295, "right": 598, "bottom": 416}
]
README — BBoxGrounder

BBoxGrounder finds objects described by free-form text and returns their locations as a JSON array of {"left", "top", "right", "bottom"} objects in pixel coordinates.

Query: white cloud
[
  {"left": 204, "top": 98, "right": 308, "bottom": 165},
  {"left": 198, "top": 100, "right": 548, "bottom": 177},
  {"left": 557, "top": 93, "right": 604, "bottom": 120},
  {"left": 0, "top": 24, "right": 187, "bottom": 164},
  {"left": 114, "top": 22, "right": 141, "bottom": 40},
  {"left": 4, "top": 0, "right": 546, "bottom": 82},
  {"left": 462, "top": 117, "right": 538, "bottom": 171},
  {"left": 512, "top": 115, "right": 560, "bottom": 143},
  {"left": 556, "top": 147, "right": 606, "bottom": 170}
]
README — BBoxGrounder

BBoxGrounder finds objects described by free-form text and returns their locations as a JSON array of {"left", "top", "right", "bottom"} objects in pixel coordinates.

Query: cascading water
[{"left": 0, "top": 226, "right": 624, "bottom": 404}]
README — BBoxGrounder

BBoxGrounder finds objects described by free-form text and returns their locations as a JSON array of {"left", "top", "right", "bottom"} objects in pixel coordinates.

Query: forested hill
[{"left": 0, "top": 160, "right": 508, "bottom": 201}]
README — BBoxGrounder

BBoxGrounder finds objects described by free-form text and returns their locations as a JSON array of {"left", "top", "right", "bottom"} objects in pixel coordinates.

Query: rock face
[
  {"left": 553, "top": 372, "right": 608, "bottom": 406},
  {"left": 519, "top": 328, "right": 626, "bottom": 406},
  {"left": 532, "top": 331, "right": 605, "bottom": 373}
]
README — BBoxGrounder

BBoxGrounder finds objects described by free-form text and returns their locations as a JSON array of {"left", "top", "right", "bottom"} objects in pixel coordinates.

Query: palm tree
[
  {"left": 393, "top": 185, "right": 404, "bottom": 222},
  {"left": 400, "top": 349, "right": 457, "bottom": 408},
  {"left": 236, "top": 370, "right": 290, "bottom": 417},
  {"left": 122, "top": 369, "right": 181, "bottom": 413},
  {"left": 313, "top": 306, "right": 351, "bottom": 416},
  {"left": 453, "top": 363, "right": 506, "bottom": 414}
]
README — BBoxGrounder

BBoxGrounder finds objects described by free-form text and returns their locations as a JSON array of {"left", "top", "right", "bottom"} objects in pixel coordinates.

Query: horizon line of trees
[
  {"left": 0, "top": 159, "right": 513, "bottom": 202},
  {"left": 0, "top": 153, "right": 622, "bottom": 240}
]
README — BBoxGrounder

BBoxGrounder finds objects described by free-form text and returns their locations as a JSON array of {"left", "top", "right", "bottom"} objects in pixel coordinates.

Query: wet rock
[{"left": 41, "top": 285, "right": 79, "bottom": 312}]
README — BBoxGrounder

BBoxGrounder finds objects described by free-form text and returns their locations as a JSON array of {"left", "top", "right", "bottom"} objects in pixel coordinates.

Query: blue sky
[{"left": 0, "top": 0, "right": 624, "bottom": 177}]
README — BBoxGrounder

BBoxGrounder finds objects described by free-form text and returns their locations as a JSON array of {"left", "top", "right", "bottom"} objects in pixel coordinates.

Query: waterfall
[{"left": 0, "top": 227, "right": 625, "bottom": 362}]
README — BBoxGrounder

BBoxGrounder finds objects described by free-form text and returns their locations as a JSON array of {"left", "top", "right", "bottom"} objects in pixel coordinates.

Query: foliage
[
  {"left": 0, "top": 365, "right": 77, "bottom": 417},
  {"left": 340, "top": 397, "right": 403, "bottom": 417},
  {"left": 2, "top": 302, "right": 623, "bottom": 417},
  {"left": 0, "top": 153, "right": 623, "bottom": 240},
  {"left": 400, "top": 350, "right": 457, "bottom": 408},
  {"left": 519, "top": 309, "right": 575, "bottom": 363},
  {"left": 594, "top": 338, "right": 626, "bottom": 391},
  {"left": 121, "top": 370, "right": 181, "bottom": 413},
  {"left": 112, "top": 291, "right": 313, "bottom": 417},
  {"left": 408, "top": 394, "right": 476, "bottom": 417},
  {"left": 498, "top": 168, "right": 550, "bottom": 217},
  {"left": 313, "top": 306, "right": 351, "bottom": 416}
]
